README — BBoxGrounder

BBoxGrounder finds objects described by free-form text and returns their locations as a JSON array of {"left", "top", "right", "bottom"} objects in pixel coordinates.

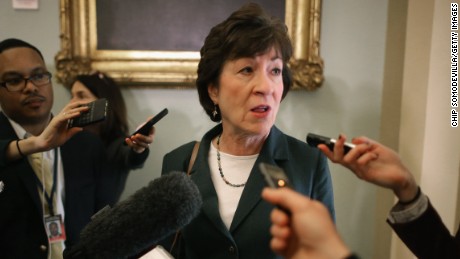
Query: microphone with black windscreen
[{"left": 64, "top": 171, "right": 202, "bottom": 259}]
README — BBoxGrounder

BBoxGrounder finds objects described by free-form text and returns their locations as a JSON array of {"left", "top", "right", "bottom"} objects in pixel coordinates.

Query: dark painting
[{"left": 96, "top": 0, "right": 286, "bottom": 51}]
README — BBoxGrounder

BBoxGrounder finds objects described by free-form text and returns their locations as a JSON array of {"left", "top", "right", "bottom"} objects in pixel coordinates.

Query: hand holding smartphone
[
  {"left": 306, "top": 133, "right": 356, "bottom": 154},
  {"left": 68, "top": 98, "right": 108, "bottom": 128},
  {"left": 130, "top": 108, "right": 168, "bottom": 137},
  {"left": 259, "top": 163, "right": 292, "bottom": 215}
]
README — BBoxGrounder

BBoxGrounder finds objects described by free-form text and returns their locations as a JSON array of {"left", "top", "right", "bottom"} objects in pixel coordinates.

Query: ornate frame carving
[{"left": 55, "top": 0, "right": 323, "bottom": 90}]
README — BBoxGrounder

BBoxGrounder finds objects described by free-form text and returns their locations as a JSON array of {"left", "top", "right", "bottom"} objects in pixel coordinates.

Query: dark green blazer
[{"left": 161, "top": 124, "right": 334, "bottom": 259}]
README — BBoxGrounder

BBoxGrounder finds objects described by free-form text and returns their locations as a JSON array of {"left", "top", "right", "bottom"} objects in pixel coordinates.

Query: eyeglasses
[{"left": 0, "top": 72, "right": 52, "bottom": 92}]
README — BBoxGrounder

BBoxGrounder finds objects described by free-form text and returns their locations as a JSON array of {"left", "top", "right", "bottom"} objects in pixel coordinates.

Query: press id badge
[{"left": 45, "top": 214, "right": 66, "bottom": 243}]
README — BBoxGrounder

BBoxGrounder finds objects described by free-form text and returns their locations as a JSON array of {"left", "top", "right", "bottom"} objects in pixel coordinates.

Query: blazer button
[
  {"left": 40, "top": 245, "right": 47, "bottom": 252},
  {"left": 228, "top": 246, "right": 235, "bottom": 253}
]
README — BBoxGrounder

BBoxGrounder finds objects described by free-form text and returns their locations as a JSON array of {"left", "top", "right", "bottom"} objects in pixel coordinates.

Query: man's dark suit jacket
[
  {"left": 0, "top": 113, "right": 116, "bottom": 259},
  {"left": 160, "top": 124, "right": 335, "bottom": 259},
  {"left": 388, "top": 200, "right": 460, "bottom": 259}
]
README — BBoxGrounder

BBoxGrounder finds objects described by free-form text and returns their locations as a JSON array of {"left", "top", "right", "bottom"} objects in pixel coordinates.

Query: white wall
[
  {"left": 388, "top": 0, "right": 460, "bottom": 258},
  {"left": 0, "top": 1, "right": 389, "bottom": 258}
]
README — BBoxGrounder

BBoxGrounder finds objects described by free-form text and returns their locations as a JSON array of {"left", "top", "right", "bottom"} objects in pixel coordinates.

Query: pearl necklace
[{"left": 216, "top": 134, "right": 246, "bottom": 187}]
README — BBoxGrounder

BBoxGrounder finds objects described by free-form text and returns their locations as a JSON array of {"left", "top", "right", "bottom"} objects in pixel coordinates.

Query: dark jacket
[
  {"left": 105, "top": 136, "right": 149, "bottom": 202},
  {"left": 161, "top": 124, "right": 335, "bottom": 259},
  {"left": 0, "top": 112, "right": 116, "bottom": 259},
  {"left": 388, "top": 200, "right": 460, "bottom": 259}
]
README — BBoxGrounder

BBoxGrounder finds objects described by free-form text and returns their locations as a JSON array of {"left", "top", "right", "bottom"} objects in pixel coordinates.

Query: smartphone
[
  {"left": 259, "top": 163, "right": 292, "bottom": 215},
  {"left": 306, "top": 133, "right": 356, "bottom": 154},
  {"left": 130, "top": 108, "right": 168, "bottom": 137},
  {"left": 259, "top": 162, "right": 293, "bottom": 189},
  {"left": 68, "top": 98, "right": 108, "bottom": 128}
]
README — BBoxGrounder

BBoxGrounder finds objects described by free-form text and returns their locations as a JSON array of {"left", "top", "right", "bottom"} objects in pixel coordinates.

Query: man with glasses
[
  {"left": 1, "top": 71, "right": 52, "bottom": 92},
  {"left": 0, "top": 38, "right": 116, "bottom": 259}
]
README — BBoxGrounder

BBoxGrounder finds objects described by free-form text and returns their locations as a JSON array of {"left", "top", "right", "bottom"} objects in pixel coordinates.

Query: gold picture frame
[{"left": 55, "top": 0, "right": 323, "bottom": 90}]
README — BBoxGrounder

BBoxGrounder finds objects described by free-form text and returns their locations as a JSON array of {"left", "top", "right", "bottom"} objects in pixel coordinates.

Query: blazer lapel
[
  {"left": 18, "top": 164, "right": 44, "bottom": 215},
  {"left": 190, "top": 139, "right": 233, "bottom": 239},
  {"left": 229, "top": 126, "right": 290, "bottom": 232}
]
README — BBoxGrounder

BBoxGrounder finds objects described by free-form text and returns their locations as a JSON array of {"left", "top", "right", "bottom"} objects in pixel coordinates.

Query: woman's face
[
  {"left": 70, "top": 81, "right": 97, "bottom": 103},
  {"left": 208, "top": 47, "right": 284, "bottom": 137}
]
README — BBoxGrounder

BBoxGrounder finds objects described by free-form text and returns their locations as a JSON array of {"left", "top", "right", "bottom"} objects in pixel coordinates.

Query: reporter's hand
[
  {"left": 125, "top": 118, "right": 155, "bottom": 153},
  {"left": 262, "top": 188, "right": 351, "bottom": 259},
  {"left": 12, "top": 101, "right": 88, "bottom": 158},
  {"left": 318, "top": 135, "right": 418, "bottom": 202},
  {"left": 36, "top": 101, "right": 88, "bottom": 149}
]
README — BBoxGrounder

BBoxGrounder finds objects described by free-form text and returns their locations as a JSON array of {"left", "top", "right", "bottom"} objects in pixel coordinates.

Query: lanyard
[{"left": 32, "top": 148, "right": 58, "bottom": 216}]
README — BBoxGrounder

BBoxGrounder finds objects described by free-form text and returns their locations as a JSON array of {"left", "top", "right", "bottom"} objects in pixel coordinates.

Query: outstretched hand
[
  {"left": 262, "top": 188, "right": 351, "bottom": 259},
  {"left": 8, "top": 101, "right": 89, "bottom": 160},
  {"left": 317, "top": 135, "right": 419, "bottom": 202},
  {"left": 34, "top": 101, "right": 89, "bottom": 151},
  {"left": 125, "top": 118, "right": 155, "bottom": 153}
]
